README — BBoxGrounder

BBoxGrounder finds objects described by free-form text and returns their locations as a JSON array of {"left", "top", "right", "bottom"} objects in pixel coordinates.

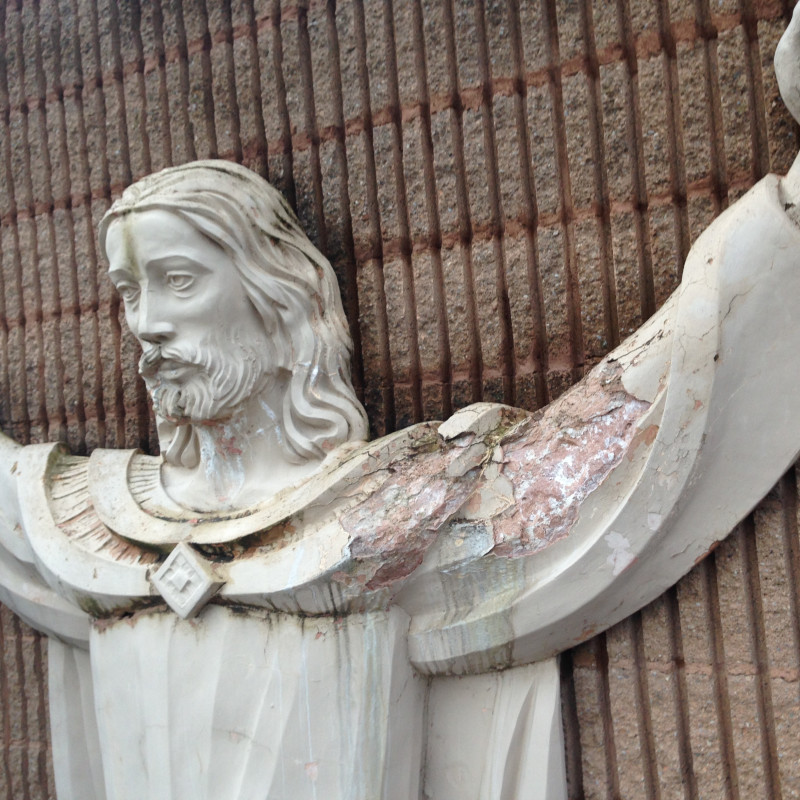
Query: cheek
[
  {"left": 195, "top": 280, "right": 238, "bottom": 315},
  {"left": 240, "top": 309, "right": 273, "bottom": 352},
  {"left": 218, "top": 288, "right": 263, "bottom": 329}
]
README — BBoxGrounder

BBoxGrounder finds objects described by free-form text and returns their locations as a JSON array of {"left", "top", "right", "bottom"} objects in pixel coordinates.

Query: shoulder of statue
[
  {"left": 74, "top": 416, "right": 506, "bottom": 549},
  {"left": 9, "top": 415, "right": 513, "bottom": 617}
]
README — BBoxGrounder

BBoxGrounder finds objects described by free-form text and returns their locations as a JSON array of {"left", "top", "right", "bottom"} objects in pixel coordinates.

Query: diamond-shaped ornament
[{"left": 151, "top": 543, "right": 223, "bottom": 619}]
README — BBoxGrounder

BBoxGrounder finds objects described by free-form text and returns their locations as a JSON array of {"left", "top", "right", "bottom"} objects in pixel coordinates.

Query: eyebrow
[
  {"left": 141, "top": 255, "right": 213, "bottom": 273},
  {"left": 108, "top": 268, "right": 136, "bottom": 283}
]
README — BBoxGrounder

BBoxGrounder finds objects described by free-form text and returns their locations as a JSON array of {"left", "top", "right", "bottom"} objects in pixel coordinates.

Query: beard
[{"left": 140, "top": 332, "right": 274, "bottom": 424}]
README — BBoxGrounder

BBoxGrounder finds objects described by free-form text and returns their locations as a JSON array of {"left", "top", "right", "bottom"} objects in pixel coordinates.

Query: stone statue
[
  {"left": 100, "top": 164, "right": 369, "bottom": 512},
  {"left": 4, "top": 10, "right": 800, "bottom": 799}
]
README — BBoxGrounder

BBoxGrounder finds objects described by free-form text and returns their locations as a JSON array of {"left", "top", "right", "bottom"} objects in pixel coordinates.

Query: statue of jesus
[{"left": 4, "top": 10, "right": 800, "bottom": 799}]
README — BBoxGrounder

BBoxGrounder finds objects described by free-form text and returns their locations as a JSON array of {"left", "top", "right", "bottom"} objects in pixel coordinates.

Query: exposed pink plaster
[
  {"left": 340, "top": 433, "right": 484, "bottom": 590},
  {"left": 489, "top": 363, "right": 650, "bottom": 557},
  {"left": 337, "top": 362, "right": 650, "bottom": 586}
]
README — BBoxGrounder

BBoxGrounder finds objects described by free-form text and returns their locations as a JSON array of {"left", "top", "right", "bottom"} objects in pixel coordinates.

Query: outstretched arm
[
  {"left": 0, "top": 431, "right": 89, "bottom": 647},
  {"left": 0, "top": 431, "right": 26, "bottom": 560},
  {"left": 776, "top": 2, "right": 800, "bottom": 207},
  {"left": 775, "top": 2, "right": 800, "bottom": 127},
  {"left": 0, "top": 434, "right": 98, "bottom": 797},
  {"left": 401, "top": 151, "right": 800, "bottom": 674}
]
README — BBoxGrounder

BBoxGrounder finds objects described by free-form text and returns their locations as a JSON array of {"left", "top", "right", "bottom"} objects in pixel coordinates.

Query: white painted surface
[{"left": 90, "top": 606, "right": 424, "bottom": 800}]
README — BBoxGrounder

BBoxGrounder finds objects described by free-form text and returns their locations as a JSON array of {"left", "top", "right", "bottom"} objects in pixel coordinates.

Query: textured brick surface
[{"left": 1, "top": 0, "right": 800, "bottom": 797}]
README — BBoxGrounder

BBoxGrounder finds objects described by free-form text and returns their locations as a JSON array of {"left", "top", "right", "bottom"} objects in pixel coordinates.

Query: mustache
[{"left": 139, "top": 346, "right": 201, "bottom": 378}]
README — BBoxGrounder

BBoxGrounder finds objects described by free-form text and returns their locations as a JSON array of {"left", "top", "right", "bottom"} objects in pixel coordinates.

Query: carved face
[{"left": 106, "top": 209, "right": 273, "bottom": 423}]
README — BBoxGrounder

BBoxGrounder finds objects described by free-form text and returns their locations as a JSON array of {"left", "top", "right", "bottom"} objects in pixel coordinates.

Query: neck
[{"left": 159, "top": 382, "right": 324, "bottom": 512}]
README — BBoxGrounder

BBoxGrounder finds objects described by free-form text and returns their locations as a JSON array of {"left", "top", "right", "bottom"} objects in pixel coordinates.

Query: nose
[{"left": 135, "top": 289, "right": 175, "bottom": 345}]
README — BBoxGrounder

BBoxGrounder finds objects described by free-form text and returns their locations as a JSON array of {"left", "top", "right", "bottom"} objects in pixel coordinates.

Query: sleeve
[
  {"left": 401, "top": 176, "right": 800, "bottom": 675},
  {"left": 0, "top": 432, "right": 90, "bottom": 648}
]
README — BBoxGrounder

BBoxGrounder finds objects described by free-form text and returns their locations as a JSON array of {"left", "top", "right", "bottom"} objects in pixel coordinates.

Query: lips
[
  {"left": 139, "top": 350, "right": 200, "bottom": 382},
  {"left": 157, "top": 360, "right": 200, "bottom": 381}
]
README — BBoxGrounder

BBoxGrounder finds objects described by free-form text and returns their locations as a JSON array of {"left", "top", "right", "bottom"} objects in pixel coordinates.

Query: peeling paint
[
  {"left": 627, "top": 423, "right": 659, "bottom": 457},
  {"left": 647, "top": 512, "right": 663, "bottom": 531},
  {"left": 604, "top": 531, "right": 636, "bottom": 576},
  {"left": 340, "top": 433, "right": 488, "bottom": 591},
  {"left": 483, "top": 362, "right": 650, "bottom": 557}
]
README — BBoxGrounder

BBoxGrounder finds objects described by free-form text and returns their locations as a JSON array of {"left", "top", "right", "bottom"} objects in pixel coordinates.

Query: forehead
[{"left": 105, "top": 208, "right": 226, "bottom": 275}]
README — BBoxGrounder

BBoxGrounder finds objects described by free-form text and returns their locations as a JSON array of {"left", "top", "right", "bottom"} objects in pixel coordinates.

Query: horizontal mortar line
[
  {"left": 574, "top": 655, "right": 800, "bottom": 682},
  {"left": 0, "top": 186, "right": 111, "bottom": 223},
  {"left": 175, "top": 4, "right": 304, "bottom": 62},
  {"left": 0, "top": 295, "right": 111, "bottom": 328},
  {"left": 356, "top": 173, "right": 754, "bottom": 263},
  {"left": 5, "top": 360, "right": 580, "bottom": 423},
  {"left": 122, "top": 4, "right": 783, "bottom": 85},
  {"left": 0, "top": 163, "right": 756, "bottom": 259},
  {"left": 5, "top": 0, "right": 308, "bottom": 104},
  {"left": 3, "top": 737, "right": 49, "bottom": 748},
  {"left": 532, "top": 9, "right": 769, "bottom": 85},
  {"left": 123, "top": 0, "right": 781, "bottom": 82},
  {"left": 10, "top": 411, "right": 98, "bottom": 435},
  {"left": 369, "top": 358, "right": 587, "bottom": 390},
  {"left": 5, "top": 3, "right": 784, "bottom": 132}
]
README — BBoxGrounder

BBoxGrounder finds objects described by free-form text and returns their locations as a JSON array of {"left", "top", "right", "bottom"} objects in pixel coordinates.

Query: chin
[
  {"left": 150, "top": 378, "right": 267, "bottom": 427},
  {"left": 141, "top": 339, "right": 274, "bottom": 426},
  {"left": 150, "top": 383, "right": 223, "bottom": 424}
]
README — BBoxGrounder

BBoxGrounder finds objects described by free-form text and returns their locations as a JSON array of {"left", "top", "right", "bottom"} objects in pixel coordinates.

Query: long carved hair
[{"left": 99, "top": 160, "right": 369, "bottom": 462}]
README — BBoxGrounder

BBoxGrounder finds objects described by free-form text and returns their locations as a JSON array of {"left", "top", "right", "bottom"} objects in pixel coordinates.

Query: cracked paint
[
  {"left": 339, "top": 432, "right": 486, "bottom": 591},
  {"left": 476, "top": 362, "right": 651, "bottom": 557}
]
